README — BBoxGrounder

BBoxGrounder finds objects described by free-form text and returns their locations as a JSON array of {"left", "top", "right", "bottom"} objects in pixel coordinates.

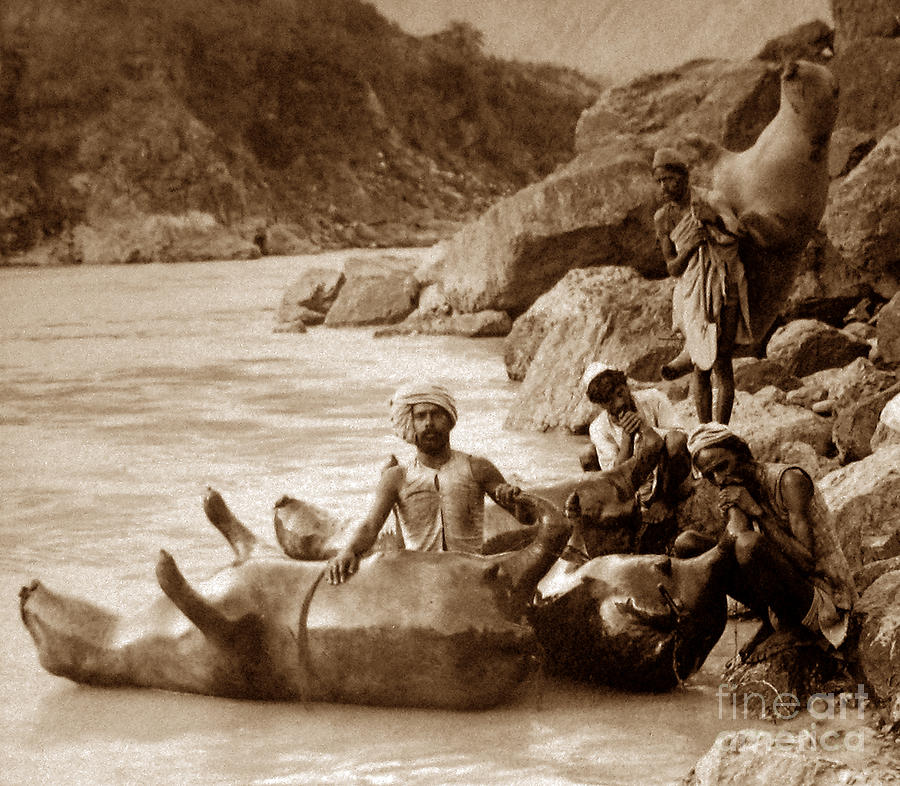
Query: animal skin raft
[{"left": 19, "top": 491, "right": 571, "bottom": 710}]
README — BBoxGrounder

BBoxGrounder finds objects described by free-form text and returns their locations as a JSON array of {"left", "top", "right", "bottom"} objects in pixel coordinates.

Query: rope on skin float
[{"left": 658, "top": 582, "right": 689, "bottom": 690}]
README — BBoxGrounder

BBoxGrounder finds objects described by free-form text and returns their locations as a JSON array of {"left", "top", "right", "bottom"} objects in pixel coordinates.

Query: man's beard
[{"left": 415, "top": 431, "right": 446, "bottom": 454}]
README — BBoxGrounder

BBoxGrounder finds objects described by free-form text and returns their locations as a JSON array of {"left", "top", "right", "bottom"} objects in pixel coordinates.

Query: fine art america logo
[{"left": 716, "top": 683, "right": 869, "bottom": 753}]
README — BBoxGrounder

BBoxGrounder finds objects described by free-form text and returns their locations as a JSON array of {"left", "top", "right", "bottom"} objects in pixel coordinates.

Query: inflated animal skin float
[
  {"left": 486, "top": 475, "right": 731, "bottom": 692},
  {"left": 19, "top": 490, "right": 570, "bottom": 710},
  {"left": 530, "top": 545, "right": 730, "bottom": 691},
  {"left": 713, "top": 59, "right": 840, "bottom": 344}
]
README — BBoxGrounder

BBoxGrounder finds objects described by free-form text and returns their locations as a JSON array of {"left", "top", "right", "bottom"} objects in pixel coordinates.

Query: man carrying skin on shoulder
[
  {"left": 327, "top": 383, "right": 521, "bottom": 584},
  {"left": 653, "top": 147, "right": 752, "bottom": 425}
]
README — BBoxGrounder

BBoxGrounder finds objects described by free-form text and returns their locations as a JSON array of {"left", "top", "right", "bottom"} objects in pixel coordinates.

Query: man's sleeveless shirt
[
  {"left": 395, "top": 450, "right": 484, "bottom": 553},
  {"left": 757, "top": 463, "right": 857, "bottom": 612}
]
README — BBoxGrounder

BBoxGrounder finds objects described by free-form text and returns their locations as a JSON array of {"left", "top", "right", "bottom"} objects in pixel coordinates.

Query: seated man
[
  {"left": 579, "top": 363, "right": 691, "bottom": 534},
  {"left": 327, "top": 382, "right": 521, "bottom": 584},
  {"left": 682, "top": 423, "right": 857, "bottom": 653},
  {"left": 484, "top": 415, "right": 667, "bottom": 564}
]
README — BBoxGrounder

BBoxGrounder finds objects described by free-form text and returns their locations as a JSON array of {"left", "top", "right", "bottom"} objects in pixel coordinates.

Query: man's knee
[
  {"left": 579, "top": 445, "right": 601, "bottom": 472},
  {"left": 673, "top": 529, "right": 717, "bottom": 558},
  {"left": 664, "top": 429, "right": 688, "bottom": 458},
  {"left": 734, "top": 530, "right": 765, "bottom": 567}
]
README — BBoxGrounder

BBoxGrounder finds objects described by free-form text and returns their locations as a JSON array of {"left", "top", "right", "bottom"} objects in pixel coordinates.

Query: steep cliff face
[
  {"left": 371, "top": 0, "right": 832, "bottom": 79},
  {"left": 0, "top": 0, "right": 602, "bottom": 264}
]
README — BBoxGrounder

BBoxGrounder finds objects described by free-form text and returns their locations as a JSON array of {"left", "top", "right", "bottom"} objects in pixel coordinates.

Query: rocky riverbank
[{"left": 272, "top": 3, "right": 900, "bottom": 778}]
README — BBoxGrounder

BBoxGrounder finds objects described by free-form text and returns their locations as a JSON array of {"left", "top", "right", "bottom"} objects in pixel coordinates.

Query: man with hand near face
[
  {"left": 327, "top": 383, "right": 521, "bottom": 584},
  {"left": 580, "top": 363, "right": 690, "bottom": 528},
  {"left": 683, "top": 422, "right": 857, "bottom": 654}
]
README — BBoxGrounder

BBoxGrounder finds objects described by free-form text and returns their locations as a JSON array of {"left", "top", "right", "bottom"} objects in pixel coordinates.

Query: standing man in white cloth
[{"left": 327, "top": 382, "right": 521, "bottom": 584}]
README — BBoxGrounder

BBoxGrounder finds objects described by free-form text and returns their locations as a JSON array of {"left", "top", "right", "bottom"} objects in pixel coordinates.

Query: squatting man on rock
[
  {"left": 327, "top": 383, "right": 521, "bottom": 583},
  {"left": 678, "top": 423, "right": 858, "bottom": 657}
]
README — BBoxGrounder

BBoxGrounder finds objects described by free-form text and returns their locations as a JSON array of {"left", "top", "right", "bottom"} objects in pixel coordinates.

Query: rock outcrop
[
  {"left": 855, "top": 570, "right": 900, "bottom": 710},
  {"left": 765, "top": 320, "right": 871, "bottom": 377},
  {"left": 502, "top": 267, "right": 679, "bottom": 432},
  {"left": 323, "top": 257, "right": 420, "bottom": 327},
  {"left": 817, "top": 445, "right": 900, "bottom": 571}
]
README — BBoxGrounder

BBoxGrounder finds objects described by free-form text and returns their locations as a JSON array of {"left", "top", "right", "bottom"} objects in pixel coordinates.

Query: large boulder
[
  {"left": 855, "top": 570, "right": 900, "bottom": 709},
  {"left": 833, "top": 0, "right": 900, "bottom": 52},
  {"left": 818, "top": 445, "right": 900, "bottom": 571},
  {"left": 718, "top": 392, "right": 834, "bottom": 464},
  {"left": 790, "top": 357, "right": 896, "bottom": 415},
  {"left": 871, "top": 392, "right": 900, "bottom": 452},
  {"left": 824, "top": 124, "right": 900, "bottom": 299},
  {"left": 503, "top": 267, "right": 678, "bottom": 432},
  {"left": 824, "top": 357, "right": 898, "bottom": 404},
  {"left": 682, "top": 726, "right": 895, "bottom": 786},
  {"left": 733, "top": 358, "right": 802, "bottom": 394},
  {"left": 431, "top": 140, "right": 662, "bottom": 316},
  {"left": 877, "top": 292, "right": 900, "bottom": 365},
  {"left": 324, "top": 258, "right": 420, "bottom": 327},
  {"left": 766, "top": 319, "right": 870, "bottom": 377},
  {"left": 832, "top": 381, "right": 900, "bottom": 464},
  {"left": 719, "top": 628, "right": 856, "bottom": 723},
  {"left": 576, "top": 59, "right": 779, "bottom": 154},
  {"left": 277, "top": 267, "right": 345, "bottom": 323}
]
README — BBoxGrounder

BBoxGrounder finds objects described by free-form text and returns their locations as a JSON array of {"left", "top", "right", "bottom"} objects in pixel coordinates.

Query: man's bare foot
[
  {"left": 642, "top": 499, "right": 671, "bottom": 525},
  {"left": 661, "top": 349, "right": 693, "bottom": 380},
  {"left": 738, "top": 620, "right": 775, "bottom": 661}
]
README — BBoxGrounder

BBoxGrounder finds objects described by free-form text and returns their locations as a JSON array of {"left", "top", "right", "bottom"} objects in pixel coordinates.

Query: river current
[{"left": 1, "top": 251, "right": 762, "bottom": 785}]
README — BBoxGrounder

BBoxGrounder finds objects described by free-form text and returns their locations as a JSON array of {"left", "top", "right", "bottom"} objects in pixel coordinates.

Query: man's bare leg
[{"left": 691, "top": 367, "right": 713, "bottom": 423}]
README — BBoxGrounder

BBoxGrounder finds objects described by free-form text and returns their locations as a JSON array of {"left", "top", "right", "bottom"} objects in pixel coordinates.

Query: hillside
[
  {"left": 0, "top": 0, "right": 603, "bottom": 264},
  {"left": 372, "top": 0, "right": 833, "bottom": 80}
]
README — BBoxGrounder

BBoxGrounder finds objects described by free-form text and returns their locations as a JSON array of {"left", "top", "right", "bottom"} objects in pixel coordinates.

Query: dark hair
[
  {"left": 587, "top": 370, "right": 627, "bottom": 405},
  {"left": 656, "top": 163, "right": 688, "bottom": 176}
]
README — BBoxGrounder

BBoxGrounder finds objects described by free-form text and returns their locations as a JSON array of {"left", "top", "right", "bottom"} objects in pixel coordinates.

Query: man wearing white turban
[
  {"left": 681, "top": 422, "right": 857, "bottom": 655},
  {"left": 327, "top": 383, "right": 521, "bottom": 584}
]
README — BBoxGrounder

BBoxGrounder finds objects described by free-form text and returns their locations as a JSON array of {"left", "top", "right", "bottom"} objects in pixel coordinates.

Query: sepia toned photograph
[{"left": 2, "top": 1, "right": 899, "bottom": 783}]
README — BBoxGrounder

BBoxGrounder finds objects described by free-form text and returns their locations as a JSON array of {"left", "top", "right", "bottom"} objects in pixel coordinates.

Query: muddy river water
[{"left": 1, "top": 251, "right": 772, "bottom": 785}]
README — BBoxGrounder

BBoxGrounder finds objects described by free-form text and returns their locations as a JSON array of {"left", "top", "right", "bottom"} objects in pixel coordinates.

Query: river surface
[{"left": 1, "top": 251, "right": 764, "bottom": 785}]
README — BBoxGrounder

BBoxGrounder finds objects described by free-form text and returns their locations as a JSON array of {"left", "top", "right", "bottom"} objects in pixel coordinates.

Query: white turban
[
  {"left": 687, "top": 422, "right": 748, "bottom": 458},
  {"left": 390, "top": 383, "right": 458, "bottom": 444},
  {"left": 581, "top": 361, "right": 621, "bottom": 389}
]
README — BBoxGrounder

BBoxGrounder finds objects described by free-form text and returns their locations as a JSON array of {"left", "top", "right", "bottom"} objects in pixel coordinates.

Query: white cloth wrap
[{"left": 390, "top": 384, "right": 458, "bottom": 444}]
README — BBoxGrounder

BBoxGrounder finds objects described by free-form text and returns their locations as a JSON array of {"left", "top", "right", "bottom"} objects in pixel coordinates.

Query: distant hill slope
[
  {"left": 0, "top": 0, "right": 602, "bottom": 262},
  {"left": 371, "top": 0, "right": 833, "bottom": 80}
]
